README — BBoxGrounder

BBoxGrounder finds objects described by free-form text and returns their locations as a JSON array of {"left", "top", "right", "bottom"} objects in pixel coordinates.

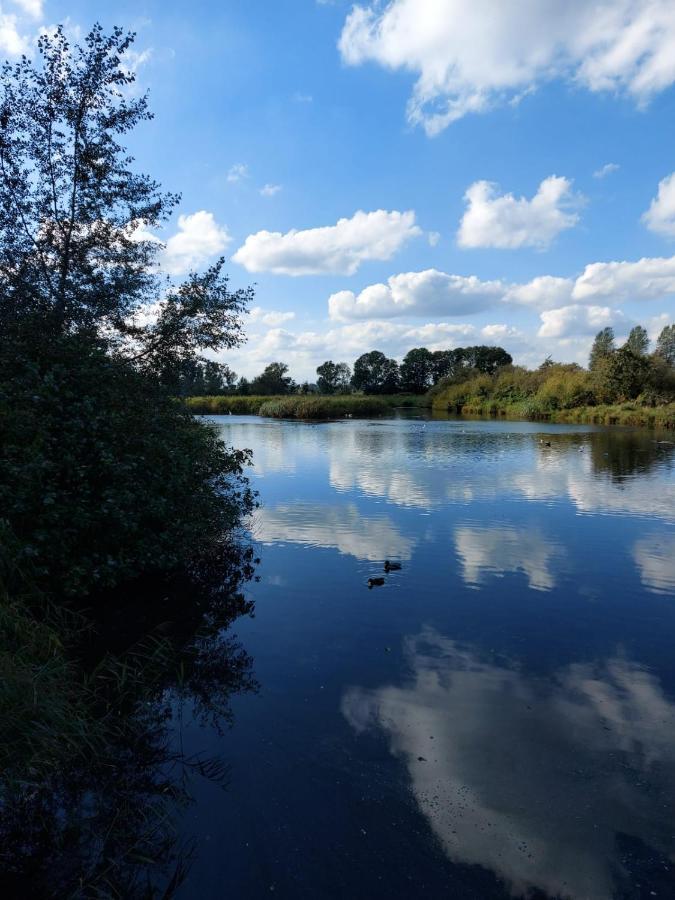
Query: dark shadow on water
[{"left": 0, "top": 544, "right": 259, "bottom": 899}]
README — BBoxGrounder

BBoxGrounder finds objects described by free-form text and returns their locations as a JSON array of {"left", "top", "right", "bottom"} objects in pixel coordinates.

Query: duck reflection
[
  {"left": 341, "top": 627, "right": 675, "bottom": 899},
  {"left": 454, "top": 525, "right": 562, "bottom": 591}
]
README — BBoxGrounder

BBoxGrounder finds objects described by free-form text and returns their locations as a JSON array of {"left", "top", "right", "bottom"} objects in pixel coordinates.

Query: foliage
[
  {"left": 250, "top": 361, "right": 294, "bottom": 395},
  {"left": 656, "top": 323, "right": 675, "bottom": 365},
  {"left": 625, "top": 325, "right": 649, "bottom": 356},
  {"left": 400, "top": 347, "right": 435, "bottom": 393},
  {"left": 316, "top": 360, "right": 351, "bottom": 394},
  {"left": 257, "top": 395, "right": 389, "bottom": 419},
  {"left": 589, "top": 327, "right": 616, "bottom": 370},
  {"left": 351, "top": 350, "right": 400, "bottom": 394}
]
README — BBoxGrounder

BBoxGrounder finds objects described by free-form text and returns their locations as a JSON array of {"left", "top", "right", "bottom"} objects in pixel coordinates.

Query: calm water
[{"left": 177, "top": 415, "right": 675, "bottom": 900}]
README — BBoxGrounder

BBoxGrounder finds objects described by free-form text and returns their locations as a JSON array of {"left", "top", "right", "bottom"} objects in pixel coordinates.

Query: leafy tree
[
  {"left": 589, "top": 327, "right": 615, "bottom": 370},
  {"left": 431, "top": 350, "right": 456, "bottom": 383},
  {"left": 316, "top": 360, "right": 351, "bottom": 394},
  {"left": 462, "top": 345, "right": 513, "bottom": 374},
  {"left": 351, "top": 350, "right": 400, "bottom": 394},
  {"left": 250, "top": 361, "right": 294, "bottom": 395},
  {"left": 624, "top": 325, "right": 649, "bottom": 356},
  {"left": 592, "top": 347, "right": 649, "bottom": 402},
  {"left": 655, "top": 323, "right": 675, "bottom": 365},
  {"left": 0, "top": 25, "right": 254, "bottom": 596},
  {"left": 400, "top": 347, "right": 435, "bottom": 393},
  {"left": 203, "top": 360, "right": 237, "bottom": 394}
]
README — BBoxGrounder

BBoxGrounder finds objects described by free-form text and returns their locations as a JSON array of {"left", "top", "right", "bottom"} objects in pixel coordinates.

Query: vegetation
[
  {"left": 431, "top": 324, "right": 675, "bottom": 428},
  {"left": 0, "top": 25, "right": 258, "bottom": 894},
  {"left": 257, "top": 395, "right": 391, "bottom": 419},
  {"left": 185, "top": 393, "right": 430, "bottom": 416}
]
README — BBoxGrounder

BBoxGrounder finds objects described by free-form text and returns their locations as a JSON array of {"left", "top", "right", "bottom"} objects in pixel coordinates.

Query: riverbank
[
  {"left": 435, "top": 398, "right": 675, "bottom": 429},
  {"left": 184, "top": 394, "right": 431, "bottom": 417}
]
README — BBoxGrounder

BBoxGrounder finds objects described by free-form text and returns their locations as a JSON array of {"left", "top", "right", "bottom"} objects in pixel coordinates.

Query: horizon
[{"left": 5, "top": 0, "right": 675, "bottom": 380}]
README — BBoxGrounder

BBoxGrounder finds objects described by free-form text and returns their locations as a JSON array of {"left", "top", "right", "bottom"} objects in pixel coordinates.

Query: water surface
[{"left": 178, "top": 415, "right": 675, "bottom": 899}]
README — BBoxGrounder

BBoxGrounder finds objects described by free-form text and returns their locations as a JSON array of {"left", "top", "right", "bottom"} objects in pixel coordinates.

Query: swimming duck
[
  {"left": 384, "top": 560, "right": 402, "bottom": 572},
  {"left": 368, "top": 577, "right": 385, "bottom": 588}
]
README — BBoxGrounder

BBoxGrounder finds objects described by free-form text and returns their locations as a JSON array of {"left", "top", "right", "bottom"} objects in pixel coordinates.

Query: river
[{"left": 176, "top": 414, "right": 675, "bottom": 899}]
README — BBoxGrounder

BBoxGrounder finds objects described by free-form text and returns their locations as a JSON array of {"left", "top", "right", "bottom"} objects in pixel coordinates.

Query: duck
[
  {"left": 368, "top": 577, "right": 385, "bottom": 588},
  {"left": 384, "top": 560, "right": 402, "bottom": 572}
]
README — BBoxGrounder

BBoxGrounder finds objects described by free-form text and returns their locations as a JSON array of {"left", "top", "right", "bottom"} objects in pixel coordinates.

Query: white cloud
[
  {"left": 259, "top": 183, "right": 282, "bottom": 197},
  {"left": 233, "top": 209, "right": 421, "bottom": 276},
  {"left": 249, "top": 306, "right": 296, "bottom": 327},
  {"left": 457, "top": 176, "right": 580, "bottom": 249},
  {"left": 506, "top": 275, "right": 574, "bottom": 309},
  {"left": 633, "top": 534, "right": 675, "bottom": 594},
  {"left": 538, "top": 304, "right": 627, "bottom": 338},
  {"left": 329, "top": 269, "right": 505, "bottom": 320},
  {"left": 339, "top": 0, "right": 675, "bottom": 134},
  {"left": 0, "top": 12, "right": 30, "bottom": 55},
  {"left": 11, "top": 0, "right": 42, "bottom": 18},
  {"left": 573, "top": 254, "right": 675, "bottom": 302},
  {"left": 593, "top": 162, "right": 620, "bottom": 179},
  {"left": 428, "top": 231, "right": 441, "bottom": 247},
  {"left": 642, "top": 172, "right": 675, "bottom": 238},
  {"left": 163, "top": 211, "right": 231, "bottom": 275},
  {"left": 455, "top": 525, "right": 561, "bottom": 591},
  {"left": 227, "top": 163, "right": 249, "bottom": 183}
]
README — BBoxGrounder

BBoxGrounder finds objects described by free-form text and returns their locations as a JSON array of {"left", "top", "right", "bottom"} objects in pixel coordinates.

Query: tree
[
  {"left": 400, "top": 347, "right": 435, "bottom": 393},
  {"left": 250, "top": 362, "right": 294, "bottom": 394},
  {"left": 589, "top": 328, "right": 615, "bottom": 370},
  {"left": 351, "top": 351, "right": 400, "bottom": 394},
  {"left": 431, "top": 350, "right": 456, "bottom": 383},
  {"left": 656, "top": 323, "right": 675, "bottom": 366},
  {"left": 625, "top": 325, "right": 649, "bottom": 356},
  {"left": 593, "top": 346, "right": 649, "bottom": 401},
  {"left": 316, "top": 360, "right": 351, "bottom": 394},
  {"left": 0, "top": 26, "right": 254, "bottom": 596},
  {"left": 463, "top": 345, "right": 513, "bottom": 374}
]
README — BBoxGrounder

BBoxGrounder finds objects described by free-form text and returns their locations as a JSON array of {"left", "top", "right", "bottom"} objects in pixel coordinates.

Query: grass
[{"left": 185, "top": 393, "right": 430, "bottom": 417}]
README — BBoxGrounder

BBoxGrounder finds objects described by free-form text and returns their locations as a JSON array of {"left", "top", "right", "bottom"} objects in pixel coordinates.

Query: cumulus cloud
[
  {"left": 573, "top": 254, "right": 675, "bottom": 302},
  {"left": 329, "top": 269, "right": 505, "bottom": 320},
  {"left": 163, "top": 211, "right": 231, "bottom": 275},
  {"left": 0, "top": 11, "right": 31, "bottom": 55},
  {"left": 538, "top": 304, "right": 627, "bottom": 338},
  {"left": 505, "top": 275, "right": 574, "bottom": 309},
  {"left": 593, "top": 162, "right": 620, "bottom": 179},
  {"left": 249, "top": 306, "right": 296, "bottom": 327},
  {"left": 642, "top": 172, "right": 675, "bottom": 237},
  {"left": 339, "top": 0, "right": 675, "bottom": 134},
  {"left": 457, "top": 176, "right": 580, "bottom": 249},
  {"left": 11, "top": 0, "right": 42, "bottom": 18},
  {"left": 233, "top": 209, "right": 421, "bottom": 276}
]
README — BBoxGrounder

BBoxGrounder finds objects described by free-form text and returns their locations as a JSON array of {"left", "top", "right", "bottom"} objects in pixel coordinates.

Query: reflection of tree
[
  {"left": 588, "top": 430, "right": 675, "bottom": 482},
  {"left": 0, "top": 545, "right": 258, "bottom": 898}
]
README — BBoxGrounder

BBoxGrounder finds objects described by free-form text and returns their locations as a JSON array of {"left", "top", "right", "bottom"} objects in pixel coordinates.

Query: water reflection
[
  {"left": 0, "top": 551, "right": 258, "bottom": 899},
  {"left": 254, "top": 501, "right": 415, "bottom": 561},
  {"left": 454, "top": 525, "right": 562, "bottom": 591},
  {"left": 342, "top": 627, "right": 675, "bottom": 900},
  {"left": 633, "top": 534, "right": 675, "bottom": 594}
]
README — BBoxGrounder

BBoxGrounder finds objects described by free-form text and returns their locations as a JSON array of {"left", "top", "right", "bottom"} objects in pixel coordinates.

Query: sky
[{"left": 4, "top": 0, "right": 675, "bottom": 380}]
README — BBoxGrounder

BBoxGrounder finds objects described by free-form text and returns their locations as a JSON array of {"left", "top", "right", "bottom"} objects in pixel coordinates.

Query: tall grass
[
  {"left": 258, "top": 395, "right": 390, "bottom": 419},
  {"left": 185, "top": 393, "right": 430, "bottom": 416}
]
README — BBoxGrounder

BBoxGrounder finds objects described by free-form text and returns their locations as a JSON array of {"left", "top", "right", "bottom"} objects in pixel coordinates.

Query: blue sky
[{"left": 5, "top": 0, "right": 675, "bottom": 379}]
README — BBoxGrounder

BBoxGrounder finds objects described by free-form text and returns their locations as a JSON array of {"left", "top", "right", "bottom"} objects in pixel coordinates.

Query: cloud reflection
[
  {"left": 253, "top": 502, "right": 415, "bottom": 561},
  {"left": 342, "top": 628, "right": 675, "bottom": 899},
  {"left": 454, "top": 525, "right": 561, "bottom": 591},
  {"left": 633, "top": 534, "right": 675, "bottom": 594}
]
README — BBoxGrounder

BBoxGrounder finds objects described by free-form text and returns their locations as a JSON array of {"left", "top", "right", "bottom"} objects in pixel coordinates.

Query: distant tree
[
  {"left": 593, "top": 346, "right": 649, "bottom": 401},
  {"left": 624, "top": 325, "right": 649, "bottom": 356},
  {"left": 589, "top": 327, "right": 616, "bottom": 371},
  {"left": 297, "top": 381, "right": 318, "bottom": 395},
  {"left": 431, "top": 350, "right": 457, "bottom": 383},
  {"left": 539, "top": 355, "right": 556, "bottom": 370},
  {"left": 316, "top": 360, "right": 351, "bottom": 394},
  {"left": 400, "top": 347, "right": 435, "bottom": 393},
  {"left": 351, "top": 351, "right": 400, "bottom": 394},
  {"left": 237, "top": 376, "right": 251, "bottom": 395},
  {"left": 203, "top": 360, "right": 237, "bottom": 394},
  {"left": 462, "top": 346, "right": 513, "bottom": 374},
  {"left": 250, "top": 361, "right": 294, "bottom": 395},
  {"left": 655, "top": 323, "right": 675, "bottom": 366}
]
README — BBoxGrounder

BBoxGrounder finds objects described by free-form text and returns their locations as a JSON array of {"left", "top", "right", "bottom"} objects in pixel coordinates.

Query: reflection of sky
[
  {"left": 342, "top": 627, "right": 675, "bottom": 900},
  {"left": 253, "top": 502, "right": 415, "bottom": 562},
  {"left": 454, "top": 525, "right": 561, "bottom": 591},
  {"left": 633, "top": 534, "right": 675, "bottom": 594}
]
